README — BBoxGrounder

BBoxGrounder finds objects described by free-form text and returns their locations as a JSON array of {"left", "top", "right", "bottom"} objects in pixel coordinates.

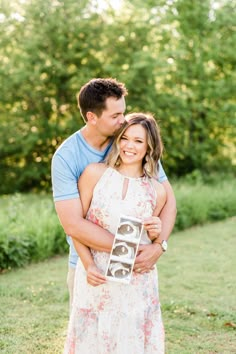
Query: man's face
[{"left": 95, "top": 96, "right": 126, "bottom": 137}]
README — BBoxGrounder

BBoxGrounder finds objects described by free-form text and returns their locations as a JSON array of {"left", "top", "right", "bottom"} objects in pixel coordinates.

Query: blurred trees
[{"left": 0, "top": 0, "right": 235, "bottom": 194}]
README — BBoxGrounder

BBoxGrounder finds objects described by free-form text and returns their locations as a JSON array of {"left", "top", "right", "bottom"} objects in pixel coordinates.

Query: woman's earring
[{"left": 115, "top": 156, "right": 121, "bottom": 167}]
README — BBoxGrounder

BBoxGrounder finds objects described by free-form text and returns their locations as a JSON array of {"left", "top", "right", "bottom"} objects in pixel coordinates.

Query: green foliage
[
  {"left": 0, "top": 0, "right": 235, "bottom": 193},
  {"left": 1, "top": 173, "right": 236, "bottom": 270},
  {"left": 0, "top": 194, "right": 67, "bottom": 270},
  {"left": 173, "top": 174, "right": 236, "bottom": 231}
]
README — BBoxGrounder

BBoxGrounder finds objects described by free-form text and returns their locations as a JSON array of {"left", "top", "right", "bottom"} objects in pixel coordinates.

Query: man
[{"left": 51, "top": 78, "right": 176, "bottom": 309}]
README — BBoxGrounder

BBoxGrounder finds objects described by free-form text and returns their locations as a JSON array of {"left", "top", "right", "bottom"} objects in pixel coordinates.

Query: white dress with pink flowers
[{"left": 64, "top": 167, "right": 165, "bottom": 354}]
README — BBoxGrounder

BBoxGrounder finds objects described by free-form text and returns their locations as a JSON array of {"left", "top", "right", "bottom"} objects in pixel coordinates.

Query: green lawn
[
  {"left": 0, "top": 218, "right": 235, "bottom": 353},
  {"left": 159, "top": 217, "right": 236, "bottom": 354}
]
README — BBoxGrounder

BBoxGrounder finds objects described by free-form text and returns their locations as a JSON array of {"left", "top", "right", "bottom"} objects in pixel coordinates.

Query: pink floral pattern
[{"left": 64, "top": 168, "right": 165, "bottom": 353}]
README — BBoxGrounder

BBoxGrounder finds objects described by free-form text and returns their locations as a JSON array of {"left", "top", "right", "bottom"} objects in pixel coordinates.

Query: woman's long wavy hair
[{"left": 105, "top": 112, "right": 163, "bottom": 177}]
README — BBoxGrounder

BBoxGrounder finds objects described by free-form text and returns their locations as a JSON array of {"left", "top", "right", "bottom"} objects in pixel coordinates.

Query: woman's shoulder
[
  {"left": 81, "top": 163, "right": 108, "bottom": 182},
  {"left": 150, "top": 177, "right": 167, "bottom": 199}
]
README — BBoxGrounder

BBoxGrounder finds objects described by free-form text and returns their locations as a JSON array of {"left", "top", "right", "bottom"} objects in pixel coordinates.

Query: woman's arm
[
  {"left": 72, "top": 163, "right": 107, "bottom": 286},
  {"left": 157, "top": 179, "right": 177, "bottom": 242},
  {"left": 153, "top": 181, "right": 167, "bottom": 215},
  {"left": 142, "top": 180, "right": 167, "bottom": 240}
]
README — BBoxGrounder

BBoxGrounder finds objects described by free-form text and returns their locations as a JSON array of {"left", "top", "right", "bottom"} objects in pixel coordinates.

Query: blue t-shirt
[{"left": 51, "top": 129, "right": 168, "bottom": 268}]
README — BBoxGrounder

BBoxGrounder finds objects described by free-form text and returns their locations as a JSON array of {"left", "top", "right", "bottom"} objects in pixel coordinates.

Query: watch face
[{"left": 162, "top": 240, "right": 168, "bottom": 252}]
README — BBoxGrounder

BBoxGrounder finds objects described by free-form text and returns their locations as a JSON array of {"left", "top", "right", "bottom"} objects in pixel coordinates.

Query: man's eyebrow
[{"left": 112, "top": 111, "right": 123, "bottom": 115}]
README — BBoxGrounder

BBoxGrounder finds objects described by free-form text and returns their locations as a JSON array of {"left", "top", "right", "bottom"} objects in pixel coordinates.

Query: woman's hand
[
  {"left": 143, "top": 216, "right": 162, "bottom": 241},
  {"left": 86, "top": 263, "right": 107, "bottom": 287}
]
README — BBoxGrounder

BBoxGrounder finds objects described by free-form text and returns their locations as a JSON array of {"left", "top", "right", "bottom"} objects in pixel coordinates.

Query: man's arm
[
  {"left": 134, "top": 180, "right": 177, "bottom": 271},
  {"left": 67, "top": 163, "right": 109, "bottom": 286},
  {"left": 55, "top": 163, "right": 115, "bottom": 253},
  {"left": 52, "top": 151, "right": 113, "bottom": 252},
  {"left": 55, "top": 198, "right": 114, "bottom": 252}
]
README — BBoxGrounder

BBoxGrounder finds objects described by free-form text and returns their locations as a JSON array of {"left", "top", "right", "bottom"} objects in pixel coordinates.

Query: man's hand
[
  {"left": 143, "top": 216, "right": 162, "bottom": 241},
  {"left": 133, "top": 243, "right": 163, "bottom": 274},
  {"left": 86, "top": 264, "right": 107, "bottom": 287}
]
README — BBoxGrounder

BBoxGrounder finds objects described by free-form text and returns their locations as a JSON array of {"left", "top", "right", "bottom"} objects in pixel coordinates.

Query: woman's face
[{"left": 119, "top": 124, "right": 148, "bottom": 165}]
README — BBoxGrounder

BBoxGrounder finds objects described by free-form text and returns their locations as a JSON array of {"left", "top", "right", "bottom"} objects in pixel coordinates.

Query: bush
[
  {"left": 0, "top": 194, "right": 67, "bottom": 271},
  {"left": 173, "top": 176, "right": 236, "bottom": 231},
  {"left": 1, "top": 174, "right": 236, "bottom": 270}
]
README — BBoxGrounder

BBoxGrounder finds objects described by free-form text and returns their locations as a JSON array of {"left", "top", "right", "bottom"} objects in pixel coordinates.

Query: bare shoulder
[
  {"left": 151, "top": 178, "right": 167, "bottom": 214},
  {"left": 82, "top": 162, "right": 107, "bottom": 177},
  {"left": 79, "top": 163, "right": 108, "bottom": 187},
  {"left": 151, "top": 178, "right": 167, "bottom": 201}
]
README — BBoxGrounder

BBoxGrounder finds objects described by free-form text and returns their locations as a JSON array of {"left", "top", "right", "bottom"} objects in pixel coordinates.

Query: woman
[{"left": 64, "top": 113, "right": 167, "bottom": 354}]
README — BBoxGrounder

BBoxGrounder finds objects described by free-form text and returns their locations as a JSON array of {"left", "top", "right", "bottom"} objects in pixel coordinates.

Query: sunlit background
[{"left": 0, "top": 0, "right": 235, "bottom": 194}]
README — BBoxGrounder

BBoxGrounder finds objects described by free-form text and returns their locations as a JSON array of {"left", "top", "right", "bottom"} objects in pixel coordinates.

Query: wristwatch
[{"left": 156, "top": 239, "right": 168, "bottom": 252}]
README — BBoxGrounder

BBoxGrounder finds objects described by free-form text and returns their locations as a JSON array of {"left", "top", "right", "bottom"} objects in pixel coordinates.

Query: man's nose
[{"left": 119, "top": 114, "right": 125, "bottom": 125}]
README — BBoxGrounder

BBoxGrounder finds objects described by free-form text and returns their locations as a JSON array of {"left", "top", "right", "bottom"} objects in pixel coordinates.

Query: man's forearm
[
  {"left": 66, "top": 217, "right": 114, "bottom": 252},
  {"left": 55, "top": 199, "right": 114, "bottom": 252}
]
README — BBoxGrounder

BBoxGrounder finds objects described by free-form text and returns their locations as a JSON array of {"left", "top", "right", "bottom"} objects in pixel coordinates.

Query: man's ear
[{"left": 86, "top": 111, "right": 97, "bottom": 125}]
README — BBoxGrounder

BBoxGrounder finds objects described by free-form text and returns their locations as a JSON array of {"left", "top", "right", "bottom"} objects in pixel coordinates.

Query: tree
[{"left": 0, "top": 0, "right": 235, "bottom": 193}]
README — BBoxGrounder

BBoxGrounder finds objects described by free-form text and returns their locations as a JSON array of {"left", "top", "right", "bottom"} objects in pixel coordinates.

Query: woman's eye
[{"left": 121, "top": 136, "right": 127, "bottom": 140}]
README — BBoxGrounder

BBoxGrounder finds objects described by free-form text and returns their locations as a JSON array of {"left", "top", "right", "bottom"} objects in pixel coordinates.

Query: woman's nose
[{"left": 125, "top": 139, "right": 134, "bottom": 148}]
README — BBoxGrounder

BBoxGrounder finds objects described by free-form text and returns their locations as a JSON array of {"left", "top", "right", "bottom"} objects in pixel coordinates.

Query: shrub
[
  {"left": 1, "top": 174, "right": 236, "bottom": 270},
  {"left": 0, "top": 194, "right": 67, "bottom": 271},
  {"left": 173, "top": 176, "right": 236, "bottom": 231}
]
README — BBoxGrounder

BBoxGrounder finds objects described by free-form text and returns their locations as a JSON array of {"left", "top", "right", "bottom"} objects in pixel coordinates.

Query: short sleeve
[
  {"left": 51, "top": 153, "right": 79, "bottom": 202},
  {"left": 158, "top": 160, "right": 168, "bottom": 183}
]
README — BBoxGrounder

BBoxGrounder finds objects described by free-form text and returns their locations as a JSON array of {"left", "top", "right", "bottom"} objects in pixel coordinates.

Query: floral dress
[{"left": 64, "top": 167, "right": 165, "bottom": 354}]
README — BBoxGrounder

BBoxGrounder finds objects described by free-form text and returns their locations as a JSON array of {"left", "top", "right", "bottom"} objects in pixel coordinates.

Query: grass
[
  {"left": 0, "top": 256, "right": 68, "bottom": 353},
  {"left": 0, "top": 218, "right": 235, "bottom": 353},
  {"left": 159, "top": 217, "right": 236, "bottom": 354}
]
